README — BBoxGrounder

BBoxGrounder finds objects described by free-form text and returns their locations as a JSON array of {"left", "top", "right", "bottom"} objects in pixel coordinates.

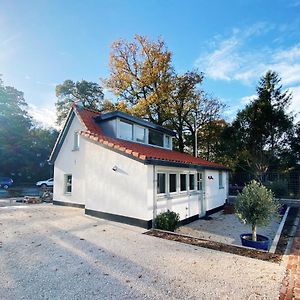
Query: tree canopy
[
  {"left": 0, "top": 77, "right": 58, "bottom": 183},
  {"left": 105, "top": 35, "right": 225, "bottom": 154},
  {"left": 55, "top": 79, "right": 104, "bottom": 125},
  {"left": 105, "top": 35, "right": 174, "bottom": 125},
  {"left": 223, "top": 71, "right": 294, "bottom": 176}
]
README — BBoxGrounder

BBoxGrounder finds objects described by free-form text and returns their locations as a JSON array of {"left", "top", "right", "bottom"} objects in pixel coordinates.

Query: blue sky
[{"left": 1, "top": 0, "right": 300, "bottom": 127}]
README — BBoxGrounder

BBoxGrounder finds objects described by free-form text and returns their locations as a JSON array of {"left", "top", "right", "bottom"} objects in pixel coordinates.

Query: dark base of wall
[
  {"left": 53, "top": 200, "right": 85, "bottom": 209},
  {"left": 85, "top": 209, "right": 152, "bottom": 229},
  {"left": 205, "top": 204, "right": 225, "bottom": 216},
  {"left": 179, "top": 214, "right": 199, "bottom": 226},
  {"left": 53, "top": 201, "right": 224, "bottom": 229}
]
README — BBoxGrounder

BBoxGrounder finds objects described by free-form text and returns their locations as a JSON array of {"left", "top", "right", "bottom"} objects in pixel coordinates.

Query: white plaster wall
[
  {"left": 53, "top": 115, "right": 86, "bottom": 205},
  {"left": 83, "top": 138, "right": 150, "bottom": 220},
  {"left": 53, "top": 113, "right": 228, "bottom": 221},
  {"left": 204, "top": 170, "right": 228, "bottom": 211},
  {"left": 156, "top": 194, "right": 200, "bottom": 221}
]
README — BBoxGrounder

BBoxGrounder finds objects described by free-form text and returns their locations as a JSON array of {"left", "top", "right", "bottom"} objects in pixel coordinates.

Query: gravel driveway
[{"left": 0, "top": 204, "right": 285, "bottom": 300}]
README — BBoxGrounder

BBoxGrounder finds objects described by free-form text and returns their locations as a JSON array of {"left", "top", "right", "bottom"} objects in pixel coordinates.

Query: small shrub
[{"left": 155, "top": 210, "right": 180, "bottom": 232}]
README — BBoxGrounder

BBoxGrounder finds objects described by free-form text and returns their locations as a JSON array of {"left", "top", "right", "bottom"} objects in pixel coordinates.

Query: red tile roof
[{"left": 75, "top": 106, "right": 228, "bottom": 170}]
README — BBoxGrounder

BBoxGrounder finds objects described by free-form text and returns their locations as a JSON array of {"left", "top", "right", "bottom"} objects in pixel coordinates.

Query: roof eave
[
  {"left": 48, "top": 109, "right": 76, "bottom": 164},
  {"left": 144, "top": 158, "right": 230, "bottom": 171}
]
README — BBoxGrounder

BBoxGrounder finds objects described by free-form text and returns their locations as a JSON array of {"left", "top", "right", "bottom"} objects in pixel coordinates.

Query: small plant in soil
[
  {"left": 235, "top": 180, "right": 279, "bottom": 241},
  {"left": 155, "top": 210, "right": 180, "bottom": 232}
]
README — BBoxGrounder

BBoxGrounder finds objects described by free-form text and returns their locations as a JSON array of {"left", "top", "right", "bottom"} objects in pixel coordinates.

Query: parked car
[
  {"left": 0, "top": 177, "right": 13, "bottom": 189},
  {"left": 36, "top": 178, "right": 54, "bottom": 188}
]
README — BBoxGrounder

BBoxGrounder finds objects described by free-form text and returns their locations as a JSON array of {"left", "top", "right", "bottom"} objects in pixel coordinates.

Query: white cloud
[
  {"left": 240, "top": 95, "right": 256, "bottom": 105},
  {"left": 28, "top": 104, "right": 58, "bottom": 129},
  {"left": 195, "top": 25, "right": 300, "bottom": 87},
  {"left": 195, "top": 37, "right": 240, "bottom": 81},
  {"left": 289, "top": 85, "right": 300, "bottom": 122}
]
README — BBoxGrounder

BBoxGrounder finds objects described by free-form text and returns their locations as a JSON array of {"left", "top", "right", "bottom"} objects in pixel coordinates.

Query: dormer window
[
  {"left": 119, "top": 120, "right": 133, "bottom": 140},
  {"left": 135, "top": 125, "right": 146, "bottom": 143},
  {"left": 148, "top": 129, "right": 164, "bottom": 147},
  {"left": 97, "top": 112, "right": 175, "bottom": 150},
  {"left": 165, "top": 135, "right": 171, "bottom": 149}
]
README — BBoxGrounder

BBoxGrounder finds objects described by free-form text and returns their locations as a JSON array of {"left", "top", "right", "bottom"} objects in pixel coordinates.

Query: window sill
[
  {"left": 219, "top": 187, "right": 224, "bottom": 189},
  {"left": 64, "top": 192, "right": 72, "bottom": 196},
  {"left": 72, "top": 148, "right": 79, "bottom": 152}
]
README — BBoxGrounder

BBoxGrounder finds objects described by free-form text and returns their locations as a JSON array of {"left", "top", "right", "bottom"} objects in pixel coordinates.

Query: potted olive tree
[{"left": 235, "top": 180, "right": 279, "bottom": 250}]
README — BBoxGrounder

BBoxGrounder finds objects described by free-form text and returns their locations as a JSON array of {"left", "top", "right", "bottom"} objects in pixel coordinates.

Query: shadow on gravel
[{"left": 1, "top": 212, "right": 187, "bottom": 300}]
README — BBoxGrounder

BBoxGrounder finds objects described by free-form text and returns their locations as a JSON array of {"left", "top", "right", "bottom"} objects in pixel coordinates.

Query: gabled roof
[
  {"left": 94, "top": 111, "right": 176, "bottom": 136},
  {"left": 49, "top": 105, "right": 229, "bottom": 170}
]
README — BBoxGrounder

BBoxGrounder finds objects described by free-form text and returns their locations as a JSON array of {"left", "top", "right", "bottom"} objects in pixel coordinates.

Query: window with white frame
[
  {"left": 119, "top": 120, "right": 133, "bottom": 140},
  {"left": 135, "top": 125, "right": 146, "bottom": 143},
  {"left": 197, "top": 172, "right": 203, "bottom": 190},
  {"left": 180, "top": 174, "right": 187, "bottom": 191},
  {"left": 64, "top": 174, "right": 72, "bottom": 194},
  {"left": 149, "top": 129, "right": 164, "bottom": 147},
  {"left": 164, "top": 135, "right": 171, "bottom": 149},
  {"left": 73, "top": 132, "right": 80, "bottom": 150},
  {"left": 169, "top": 173, "right": 177, "bottom": 193},
  {"left": 157, "top": 173, "right": 166, "bottom": 194},
  {"left": 219, "top": 171, "right": 224, "bottom": 189},
  {"left": 189, "top": 174, "right": 195, "bottom": 191}
]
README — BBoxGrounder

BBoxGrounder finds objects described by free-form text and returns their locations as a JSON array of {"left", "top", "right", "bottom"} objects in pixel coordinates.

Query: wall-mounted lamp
[
  {"left": 112, "top": 165, "right": 118, "bottom": 172},
  {"left": 208, "top": 175, "right": 214, "bottom": 180}
]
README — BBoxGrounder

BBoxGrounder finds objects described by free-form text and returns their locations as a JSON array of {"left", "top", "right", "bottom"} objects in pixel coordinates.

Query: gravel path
[
  {"left": 0, "top": 204, "right": 285, "bottom": 299},
  {"left": 177, "top": 211, "right": 280, "bottom": 247}
]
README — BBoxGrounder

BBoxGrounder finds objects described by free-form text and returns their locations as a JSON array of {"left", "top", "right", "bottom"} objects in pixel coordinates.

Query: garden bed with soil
[
  {"left": 145, "top": 207, "right": 300, "bottom": 262},
  {"left": 145, "top": 229, "right": 282, "bottom": 263}
]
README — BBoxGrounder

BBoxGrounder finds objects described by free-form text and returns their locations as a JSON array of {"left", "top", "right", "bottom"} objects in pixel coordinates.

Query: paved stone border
[
  {"left": 279, "top": 217, "right": 300, "bottom": 300},
  {"left": 270, "top": 207, "right": 290, "bottom": 253}
]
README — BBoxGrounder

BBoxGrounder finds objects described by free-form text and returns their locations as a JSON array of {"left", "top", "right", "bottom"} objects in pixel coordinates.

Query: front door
[{"left": 197, "top": 172, "right": 206, "bottom": 217}]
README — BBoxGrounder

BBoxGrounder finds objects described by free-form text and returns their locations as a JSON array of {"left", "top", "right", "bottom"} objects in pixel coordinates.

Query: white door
[{"left": 197, "top": 172, "right": 206, "bottom": 217}]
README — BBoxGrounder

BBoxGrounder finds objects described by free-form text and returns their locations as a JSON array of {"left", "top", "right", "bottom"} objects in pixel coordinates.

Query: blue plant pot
[
  {"left": 279, "top": 204, "right": 287, "bottom": 216},
  {"left": 240, "top": 233, "right": 269, "bottom": 251}
]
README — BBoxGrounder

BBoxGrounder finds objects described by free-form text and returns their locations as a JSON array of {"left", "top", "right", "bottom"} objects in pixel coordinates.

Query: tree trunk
[
  {"left": 252, "top": 224, "right": 257, "bottom": 241},
  {"left": 178, "top": 133, "right": 184, "bottom": 153}
]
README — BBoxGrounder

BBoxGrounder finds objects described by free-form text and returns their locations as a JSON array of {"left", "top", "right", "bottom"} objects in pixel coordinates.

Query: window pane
[
  {"left": 74, "top": 132, "right": 80, "bottom": 149},
  {"left": 65, "top": 174, "right": 72, "bottom": 193},
  {"left": 197, "top": 172, "right": 203, "bottom": 190},
  {"left": 169, "top": 174, "right": 177, "bottom": 193},
  {"left": 149, "top": 129, "right": 164, "bottom": 147},
  {"left": 180, "top": 174, "right": 187, "bottom": 191},
  {"left": 219, "top": 171, "right": 223, "bottom": 188},
  {"left": 119, "top": 120, "right": 133, "bottom": 140},
  {"left": 164, "top": 135, "right": 171, "bottom": 148},
  {"left": 135, "top": 126, "right": 146, "bottom": 143},
  {"left": 197, "top": 173, "right": 202, "bottom": 181},
  {"left": 189, "top": 174, "right": 195, "bottom": 190},
  {"left": 157, "top": 173, "right": 166, "bottom": 194},
  {"left": 198, "top": 182, "right": 203, "bottom": 190}
]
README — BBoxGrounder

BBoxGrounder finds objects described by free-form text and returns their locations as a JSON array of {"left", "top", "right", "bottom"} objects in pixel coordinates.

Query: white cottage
[{"left": 49, "top": 105, "right": 229, "bottom": 228}]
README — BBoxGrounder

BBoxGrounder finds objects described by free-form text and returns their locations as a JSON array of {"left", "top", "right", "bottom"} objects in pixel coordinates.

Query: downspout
[{"left": 152, "top": 165, "right": 157, "bottom": 229}]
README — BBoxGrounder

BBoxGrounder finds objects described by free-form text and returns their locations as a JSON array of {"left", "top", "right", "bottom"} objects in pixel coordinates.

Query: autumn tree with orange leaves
[
  {"left": 105, "top": 35, "right": 225, "bottom": 155},
  {"left": 105, "top": 35, "right": 174, "bottom": 125}
]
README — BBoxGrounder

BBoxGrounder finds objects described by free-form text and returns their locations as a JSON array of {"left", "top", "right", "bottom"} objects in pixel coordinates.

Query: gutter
[{"left": 144, "top": 158, "right": 230, "bottom": 171}]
